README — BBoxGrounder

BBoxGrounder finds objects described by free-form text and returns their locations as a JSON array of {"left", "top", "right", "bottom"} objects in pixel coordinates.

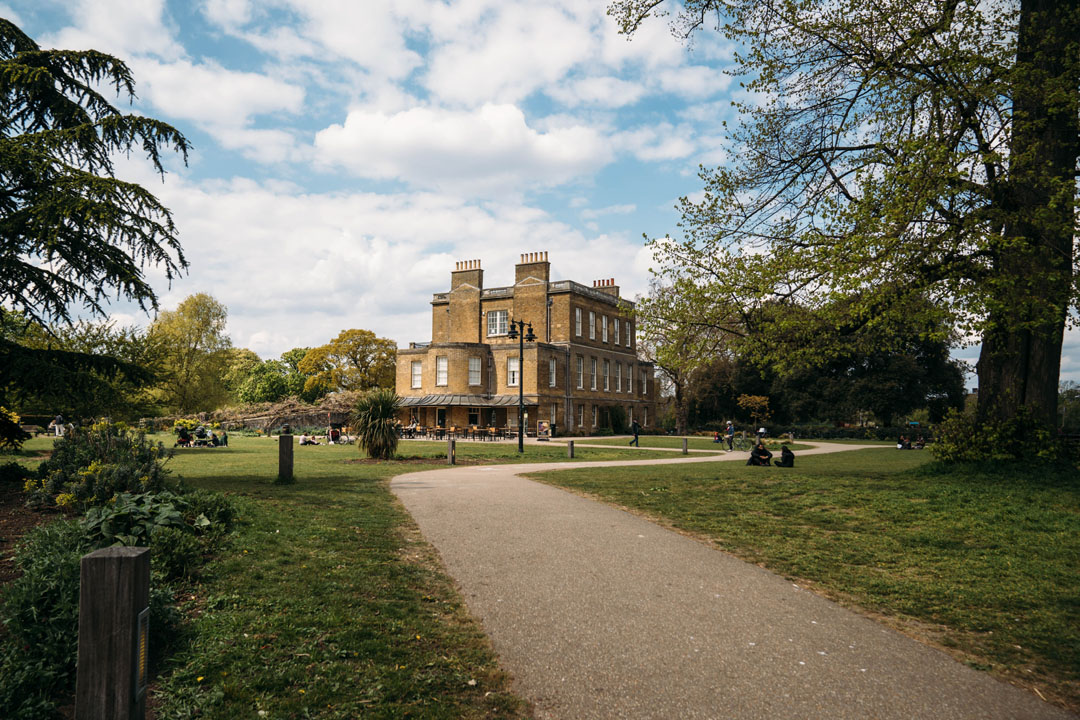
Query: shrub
[
  {"left": 352, "top": 388, "right": 401, "bottom": 460},
  {"left": 151, "top": 525, "right": 204, "bottom": 580},
  {"left": 31, "top": 421, "right": 175, "bottom": 509},
  {"left": 81, "top": 491, "right": 186, "bottom": 547},
  {"left": 931, "top": 407, "right": 1063, "bottom": 463},
  {"left": 183, "top": 488, "right": 237, "bottom": 529},
  {"left": 0, "top": 460, "right": 35, "bottom": 485},
  {"left": 0, "top": 518, "right": 183, "bottom": 718},
  {"left": 0, "top": 406, "right": 31, "bottom": 452},
  {"left": 0, "top": 520, "right": 88, "bottom": 717}
]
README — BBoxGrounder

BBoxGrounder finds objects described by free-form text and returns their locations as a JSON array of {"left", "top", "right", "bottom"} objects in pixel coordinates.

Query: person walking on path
[
  {"left": 725, "top": 421, "right": 735, "bottom": 451},
  {"left": 629, "top": 420, "right": 641, "bottom": 446}
]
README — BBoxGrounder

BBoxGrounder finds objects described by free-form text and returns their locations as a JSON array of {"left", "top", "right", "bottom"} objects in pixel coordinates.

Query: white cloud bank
[{"left": 314, "top": 104, "right": 613, "bottom": 195}]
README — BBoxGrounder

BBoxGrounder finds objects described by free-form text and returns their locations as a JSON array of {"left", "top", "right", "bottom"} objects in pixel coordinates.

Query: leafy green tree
[
  {"left": 235, "top": 360, "right": 290, "bottom": 404},
  {"left": 299, "top": 329, "right": 396, "bottom": 396},
  {"left": 0, "top": 18, "right": 189, "bottom": 326},
  {"left": 637, "top": 279, "right": 733, "bottom": 434},
  {"left": 222, "top": 348, "right": 262, "bottom": 398},
  {"left": 1, "top": 309, "right": 162, "bottom": 421},
  {"left": 148, "top": 294, "right": 232, "bottom": 413},
  {"left": 352, "top": 387, "right": 400, "bottom": 460},
  {"left": 0, "top": 19, "right": 189, "bottom": 447},
  {"left": 611, "top": 0, "right": 1079, "bottom": 450}
]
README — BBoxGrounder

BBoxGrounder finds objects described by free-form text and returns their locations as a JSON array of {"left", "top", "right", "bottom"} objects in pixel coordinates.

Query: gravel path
[{"left": 391, "top": 442, "right": 1073, "bottom": 719}]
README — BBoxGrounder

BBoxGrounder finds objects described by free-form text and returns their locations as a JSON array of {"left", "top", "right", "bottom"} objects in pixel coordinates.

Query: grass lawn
[
  {"left": 525, "top": 448, "right": 1080, "bottom": 711},
  {"left": 394, "top": 438, "right": 681, "bottom": 462},
  {"left": 562, "top": 435, "right": 812, "bottom": 452},
  {"left": 147, "top": 436, "right": 533, "bottom": 719},
  {"left": 146, "top": 434, "right": 676, "bottom": 718}
]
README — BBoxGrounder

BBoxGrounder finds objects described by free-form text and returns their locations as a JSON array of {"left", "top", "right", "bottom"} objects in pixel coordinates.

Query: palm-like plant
[{"left": 352, "top": 388, "right": 401, "bottom": 460}]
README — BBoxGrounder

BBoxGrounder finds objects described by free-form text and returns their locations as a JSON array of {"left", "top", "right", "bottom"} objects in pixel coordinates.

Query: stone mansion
[{"left": 396, "top": 252, "right": 656, "bottom": 434}]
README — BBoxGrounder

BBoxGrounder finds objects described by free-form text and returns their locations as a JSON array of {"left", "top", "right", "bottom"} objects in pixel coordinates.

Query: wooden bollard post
[
  {"left": 76, "top": 547, "right": 150, "bottom": 720},
  {"left": 682, "top": 437, "right": 688, "bottom": 455},
  {"left": 568, "top": 440, "right": 574, "bottom": 458},
  {"left": 448, "top": 437, "right": 456, "bottom": 465},
  {"left": 278, "top": 434, "right": 293, "bottom": 483}
]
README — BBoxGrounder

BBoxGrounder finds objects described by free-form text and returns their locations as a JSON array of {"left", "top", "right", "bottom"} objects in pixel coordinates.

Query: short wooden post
[
  {"left": 682, "top": 438, "right": 688, "bottom": 455},
  {"left": 568, "top": 440, "right": 575, "bottom": 458},
  {"left": 448, "top": 438, "right": 456, "bottom": 465},
  {"left": 278, "top": 434, "right": 293, "bottom": 482},
  {"left": 76, "top": 547, "right": 150, "bottom": 720}
]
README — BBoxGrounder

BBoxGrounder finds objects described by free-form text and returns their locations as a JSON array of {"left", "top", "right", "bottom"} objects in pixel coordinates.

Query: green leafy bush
[
  {"left": 932, "top": 407, "right": 1063, "bottom": 463},
  {"left": 0, "top": 520, "right": 90, "bottom": 718},
  {"left": 29, "top": 421, "right": 175, "bottom": 509},
  {"left": 183, "top": 488, "right": 237, "bottom": 531},
  {"left": 81, "top": 491, "right": 186, "bottom": 547},
  {"left": 150, "top": 525, "right": 205, "bottom": 579},
  {"left": 0, "top": 460, "right": 36, "bottom": 485},
  {"left": 0, "top": 406, "right": 31, "bottom": 452}
]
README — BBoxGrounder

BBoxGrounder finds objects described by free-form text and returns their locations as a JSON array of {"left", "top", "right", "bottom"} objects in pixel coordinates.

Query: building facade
[{"left": 396, "top": 252, "right": 656, "bottom": 434}]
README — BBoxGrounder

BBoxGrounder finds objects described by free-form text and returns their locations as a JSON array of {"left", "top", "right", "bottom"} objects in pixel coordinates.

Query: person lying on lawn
[{"left": 747, "top": 442, "right": 772, "bottom": 466}]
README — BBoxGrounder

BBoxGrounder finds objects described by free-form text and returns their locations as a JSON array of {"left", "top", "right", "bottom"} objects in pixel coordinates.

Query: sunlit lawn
[
  {"left": 563, "top": 435, "right": 812, "bottom": 451},
  {"left": 526, "top": 449, "right": 1080, "bottom": 711},
  {"left": 151, "top": 435, "right": 532, "bottom": 719}
]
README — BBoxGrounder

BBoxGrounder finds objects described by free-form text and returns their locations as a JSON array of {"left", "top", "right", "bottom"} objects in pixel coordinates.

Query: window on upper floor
[
  {"left": 641, "top": 369, "right": 647, "bottom": 395},
  {"left": 411, "top": 361, "right": 422, "bottom": 389},
  {"left": 615, "top": 362, "right": 621, "bottom": 392},
  {"left": 626, "top": 320, "right": 632, "bottom": 348},
  {"left": 602, "top": 316, "right": 608, "bottom": 342},
  {"left": 575, "top": 308, "right": 582, "bottom": 336},
  {"left": 507, "top": 356, "right": 519, "bottom": 387},
  {"left": 576, "top": 355, "right": 584, "bottom": 389},
  {"left": 590, "top": 357, "right": 597, "bottom": 391},
  {"left": 589, "top": 311, "right": 596, "bottom": 340},
  {"left": 628, "top": 363, "right": 633, "bottom": 393},
  {"left": 603, "top": 359, "right": 610, "bottom": 391},
  {"left": 468, "top": 357, "right": 481, "bottom": 385},
  {"left": 549, "top": 358, "right": 557, "bottom": 387},
  {"left": 436, "top": 356, "right": 448, "bottom": 386},
  {"left": 487, "top": 309, "right": 508, "bottom": 336},
  {"left": 614, "top": 318, "right": 620, "bottom": 345}
]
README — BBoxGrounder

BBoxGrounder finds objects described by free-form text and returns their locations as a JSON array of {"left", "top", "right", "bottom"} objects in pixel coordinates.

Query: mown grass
[
  {"left": 562, "top": 435, "right": 812, "bottom": 452},
  {"left": 150, "top": 436, "right": 532, "bottom": 719},
  {"left": 526, "top": 449, "right": 1080, "bottom": 711}
]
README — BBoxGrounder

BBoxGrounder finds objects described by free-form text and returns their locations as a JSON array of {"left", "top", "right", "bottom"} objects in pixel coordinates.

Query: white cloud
[
  {"left": 547, "top": 75, "right": 647, "bottom": 108},
  {"left": 314, "top": 103, "right": 613, "bottom": 195},
  {"left": 40, "top": 0, "right": 183, "bottom": 60},
  {"left": 581, "top": 204, "right": 636, "bottom": 220},
  {"left": 128, "top": 174, "right": 650, "bottom": 356},
  {"left": 423, "top": 4, "right": 596, "bottom": 106},
  {"left": 137, "top": 59, "right": 303, "bottom": 127},
  {"left": 614, "top": 123, "right": 696, "bottom": 161}
]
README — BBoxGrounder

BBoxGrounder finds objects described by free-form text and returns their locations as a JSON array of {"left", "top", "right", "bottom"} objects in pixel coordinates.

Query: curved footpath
[{"left": 391, "top": 442, "right": 1073, "bottom": 720}]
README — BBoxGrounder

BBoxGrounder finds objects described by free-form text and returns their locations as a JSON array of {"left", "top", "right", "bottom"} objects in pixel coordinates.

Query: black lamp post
[{"left": 507, "top": 319, "right": 536, "bottom": 453}]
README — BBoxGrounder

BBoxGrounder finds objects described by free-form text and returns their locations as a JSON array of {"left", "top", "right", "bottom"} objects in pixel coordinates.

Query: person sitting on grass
[
  {"left": 299, "top": 433, "right": 319, "bottom": 446},
  {"left": 175, "top": 426, "right": 192, "bottom": 447},
  {"left": 774, "top": 444, "right": 795, "bottom": 467},
  {"left": 747, "top": 442, "right": 772, "bottom": 466}
]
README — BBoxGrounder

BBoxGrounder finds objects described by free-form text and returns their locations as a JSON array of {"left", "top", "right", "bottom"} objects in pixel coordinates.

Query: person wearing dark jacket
[
  {"left": 747, "top": 442, "right": 772, "bottom": 466},
  {"left": 774, "top": 445, "right": 795, "bottom": 467}
]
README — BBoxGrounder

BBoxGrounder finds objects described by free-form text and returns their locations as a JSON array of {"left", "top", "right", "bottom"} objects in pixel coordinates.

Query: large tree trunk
[{"left": 976, "top": 0, "right": 1078, "bottom": 430}]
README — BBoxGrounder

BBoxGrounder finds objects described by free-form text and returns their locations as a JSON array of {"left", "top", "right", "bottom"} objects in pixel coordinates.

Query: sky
[{"left": 5, "top": 0, "right": 1078, "bottom": 385}]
